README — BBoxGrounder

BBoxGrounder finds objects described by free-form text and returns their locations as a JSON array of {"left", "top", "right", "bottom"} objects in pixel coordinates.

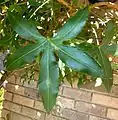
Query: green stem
[
  {"left": 29, "top": 0, "right": 50, "bottom": 19},
  {"left": 17, "top": 2, "right": 27, "bottom": 6},
  {"left": 50, "top": 0, "right": 54, "bottom": 36}
]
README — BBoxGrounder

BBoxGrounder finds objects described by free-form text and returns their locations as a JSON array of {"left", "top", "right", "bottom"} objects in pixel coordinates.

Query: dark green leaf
[
  {"left": 97, "top": 46, "right": 113, "bottom": 92},
  {"left": 57, "top": 46, "right": 103, "bottom": 77},
  {"left": 7, "top": 41, "right": 46, "bottom": 70},
  {"left": 39, "top": 44, "right": 59, "bottom": 112},
  {"left": 53, "top": 7, "right": 89, "bottom": 44},
  {"left": 8, "top": 11, "right": 45, "bottom": 42},
  {"left": 103, "top": 21, "right": 116, "bottom": 45},
  {"left": 28, "top": 0, "right": 41, "bottom": 6},
  {"left": 102, "top": 44, "right": 118, "bottom": 56},
  {"left": 0, "top": 0, "right": 4, "bottom": 3},
  {"left": 0, "top": 35, "right": 12, "bottom": 46},
  {"left": 77, "top": 42, "right": 98, "bottom": 57},
  {"left": 0, "top": 0, "right": 9, "bottom": 4}
]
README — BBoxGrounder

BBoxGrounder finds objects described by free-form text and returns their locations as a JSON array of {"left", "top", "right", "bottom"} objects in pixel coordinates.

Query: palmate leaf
[
  {"left": 97, "top": 46, "right": 113, "bottom": 92},
  {"left": 8, "top": 11, "right": 45, "bottom": 42},
  {"left": 38, "top": 44, "right": 59, "bottom": 112},
  {"left": 7, "top": 8, "right": 104, "bottom": 112},
  {"left": 57, "top": 45, "right": 103, "bottom": 77},
  {"left": 53, "top": 7, "right": 89, "bottom": 44},
  {"left": 6, "top": 41, "right": 47, "bottom": 70}
]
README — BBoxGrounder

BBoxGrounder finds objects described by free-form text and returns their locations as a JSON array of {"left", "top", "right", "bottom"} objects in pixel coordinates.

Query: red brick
[
  {"left": 75, "top": 101, "right": 106, "bottom": 117},
  {"left": 52, "top": 97, "right": 75, "bottom": 116},
  {"left": 10, "top": 112, "right": 32, "bottom": 120},
  {"left": 89, "top": 115, "right": 107, "bottom": 120},
  {"left": 1, "top": 109, "right": 10, "bottom": 118},
  {"left": 57, "top": 96, "right": 74, "bottom": 109},
  {"left": 63, "top": 87, "right": 91, "bottom": 101},
  {"left": 75, "top": 101, "right": 91, "bottom": 113},
  {"left": 60, "top": 108, "right": 88, "bottom": 120},
  {"left": 92, "top": 93, "right": 118, "bottom": 109},
  {"left": 6, "top": 75, "right": 16, "bottom": 84},
  {"left": 46, "top": 114, "right": 66, "bottom": 120},
  {"left": 90, "top": 104, "right": 106, "bottom": 117},
  {"left": 6, "top": 83, "right": 24, "bottom": 95},
  {"left": 24, "top": 87, "right": 39, "bottom": 100},
  {"left": 22, "top": 106, "right": 45, "bottom": 120},
  {"left": 22, "top": 106, "right": 37, "bottom": 119},
  {"left": 3, "top": 101, "right": 21, "bottom": 113},
  {"left": 4, "top": 92, "right": 13, "bottom": 101},
  {"left": 13, "top": 94, "right": 34, "bottom": 108},
  {"left": 107, "top": 109, "right": 118, "bottom": 120},
  {"left": 34, "top": 101, "right": 45, "bottom": 112}
]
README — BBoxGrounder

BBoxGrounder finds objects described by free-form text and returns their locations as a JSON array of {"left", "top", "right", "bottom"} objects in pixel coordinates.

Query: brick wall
[{"left": 1, "top": 72, "right": 118, "bottom": 120}]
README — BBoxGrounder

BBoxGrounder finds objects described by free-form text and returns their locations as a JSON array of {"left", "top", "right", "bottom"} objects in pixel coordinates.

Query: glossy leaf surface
[
  {"left": 7, "top": 41, "right": 46, "bottom": 70},
  {"left": 39, "top": 45, "right": 59, "bottom": 112},
  {"left": 103, "top": 21, "right": 116, "bottom": 45},
  {"left": 53, "top": 7, "right": 89, "bottom": 44},
  {"left": 8, "top": 12, "right": 45, "bottom": 42},
  {"left": 57, "top": 46, "right": 103, "bottom": 77},
  {"left": 97, "top": 46, "right": 113, "bottom": 92},
  {"left": 102, "top": 44, "right": 118, "bottom": 56}
]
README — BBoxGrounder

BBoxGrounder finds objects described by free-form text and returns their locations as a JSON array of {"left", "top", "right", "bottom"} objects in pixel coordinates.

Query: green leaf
[
  {"left": 0, "top": 35, "right": 12, "bottom": 46},
  {"left": 97, "top": 46, "right": 113, "bottom": 92},
  {"left": 53, "top": 7, "right": 89, "bottom": 44},
  {"left": 38, "top": 44, "right": 59, "bottom": 112},
  {"left": 8, "top": 11, "right": 45, "bottom": 42},
  {"left": 28, "top": 0, "right": 41, "bottom": 6},
  {"left": 57, "top": 46, "right": 103, "bottom": 77},
  {"left": 0, "top": 0, "right": 9, "bottom": 4},
  {"left": 77, "top": 42, "right": 98, "bottom": 57},
  {"left": 6, "top": 41, "right": 46, "bottom": 71},
  {"left": 103, "top": 21, "right": 116, "bottom": 45},
  {"left": 102, "top": 44, "right": 118, "bottom": 56},
  {"left": 0, "top": 0, "right": 4, "bottom": 3}
]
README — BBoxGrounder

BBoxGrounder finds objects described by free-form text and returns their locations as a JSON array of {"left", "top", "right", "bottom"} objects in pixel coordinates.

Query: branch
[
  {"left": 57, "top": 0, "right": 72, "bottom": 10},
  {"left": 91, "top": 2, "right": 118, "bottom": 10}
]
